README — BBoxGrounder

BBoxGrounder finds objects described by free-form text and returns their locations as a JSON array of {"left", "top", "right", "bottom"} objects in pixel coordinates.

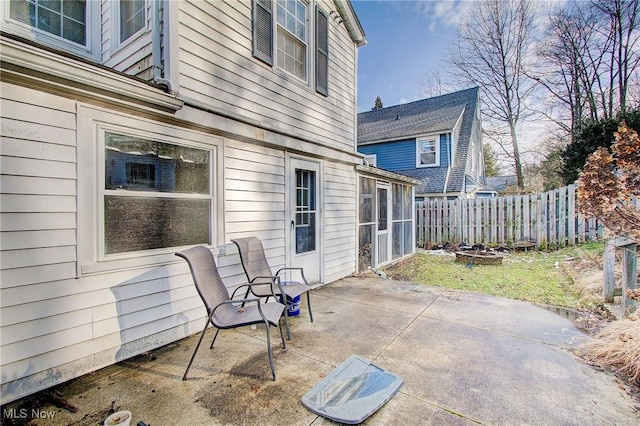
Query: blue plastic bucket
[{"left": 280, "top": 282, "right": 301, "bottom": 316}]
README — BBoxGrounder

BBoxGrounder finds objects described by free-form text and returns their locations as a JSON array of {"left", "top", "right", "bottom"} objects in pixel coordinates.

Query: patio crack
[{"left": 371, "top": 292, "right": 444, "bottom": 361}]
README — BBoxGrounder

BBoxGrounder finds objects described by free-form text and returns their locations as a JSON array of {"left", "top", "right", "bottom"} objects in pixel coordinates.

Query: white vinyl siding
[
  {"left": 224, "top": 139, "right": 288, "bottom": 287},
  {"left": 324, "top": 162, "right": 357, "bottom": 282},
  {"left": 181, "top": 0, "right": 356, "bottom": 151}
]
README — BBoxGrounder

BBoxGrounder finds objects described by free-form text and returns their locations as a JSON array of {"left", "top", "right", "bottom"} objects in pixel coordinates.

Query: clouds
[{"left": 413, "top": 0, "right": 474, "bottom": 32}]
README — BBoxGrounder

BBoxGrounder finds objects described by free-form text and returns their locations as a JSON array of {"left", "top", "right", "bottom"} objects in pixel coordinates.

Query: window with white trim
[
  {"left": 363, "top": 154, "right": 377, "bottom": 167},
  {"left": 416, "top": 137, "right": 440, "bottom": 167},
  {"left": 4, "top": 0, "right": 98, "bottom": 59},
  {"left": 252, "top": 0, "right": 329, "bottom": 95},
  {"left": 104, "top": 132, "right": 212, "bottom": 255},
  {"left": 276, "top": 0, "right": 307, "bottom": 80},
  {"left": 118, "top": 0, "right": 146, "bottom": 44}
]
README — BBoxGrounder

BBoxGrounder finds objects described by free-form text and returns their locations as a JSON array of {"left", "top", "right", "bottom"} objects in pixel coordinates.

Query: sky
[{"left": 351, "top": 0, "right": 473, "bottom": 113}]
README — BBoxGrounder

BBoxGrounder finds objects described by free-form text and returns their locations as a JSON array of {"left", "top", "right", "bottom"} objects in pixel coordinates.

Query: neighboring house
[
  {"left": 357, "top": 87, "right": 496, "bottom": 200},
  {"left": 486, "top": 175, "right": 519, "bottom": 195},
  {"left": 0, "top": 0, "right": 368, "bottom": 404}
]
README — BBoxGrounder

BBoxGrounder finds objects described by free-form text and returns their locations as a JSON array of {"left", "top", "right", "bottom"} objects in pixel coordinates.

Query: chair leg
[
  {"left": 306, "top": 290, "right": 314, "bottom": 323},
  {"left": 209, "top": 328, "right": 221, "bottom": 350},
  {"left": 183, "top": 313, "right": 214, "bottom": 381},
  {"left": 282, "top": 306, "right": 292, "bottom": 340},
  {"left": 278, "top": 317, "right": 286, "bottom": 349},
  {"left": 264, "top": 320, "right": 276, "bottom": 381}
]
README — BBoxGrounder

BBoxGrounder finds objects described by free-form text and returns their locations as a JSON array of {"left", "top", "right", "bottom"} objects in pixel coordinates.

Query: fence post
[
  {"left": 603, "top": 241, "right": 616, "bottom": 303},
  {"left": 622, "top": 244, "right": 638, "bottom": 315}
]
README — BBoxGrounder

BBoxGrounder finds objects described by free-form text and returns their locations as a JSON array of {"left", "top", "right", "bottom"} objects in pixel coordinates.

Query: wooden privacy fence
[{"left": 416, "top": 184, "right": 604, "bottom": 249}]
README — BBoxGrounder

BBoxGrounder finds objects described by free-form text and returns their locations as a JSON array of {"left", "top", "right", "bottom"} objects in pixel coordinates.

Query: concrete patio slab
[{"left": 2, "top": 277, "right": 638, "bottom": 426}]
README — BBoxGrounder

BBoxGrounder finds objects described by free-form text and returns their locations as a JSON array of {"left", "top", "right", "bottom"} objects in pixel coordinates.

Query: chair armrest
[
  {"left": 231, "top": 278, "right": 281, "bottom": 300},
  {"left": 275, "top": 267, "right": 309, "bottom": 286},
  {"left": 250, "top": 275, "right": 285, "bottom": 297},
  {"left": 211, "top": 297, "right": 269, "bottom": 322}
]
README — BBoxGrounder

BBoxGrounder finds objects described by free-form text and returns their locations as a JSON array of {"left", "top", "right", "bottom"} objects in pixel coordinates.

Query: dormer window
[{"left": 417, "top": 136, "right": 440, "bottom": 167}]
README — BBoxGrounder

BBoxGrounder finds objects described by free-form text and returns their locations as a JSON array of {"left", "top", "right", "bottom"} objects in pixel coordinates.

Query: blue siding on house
[
  {"left": 358, "top": 139, "right": 414, "bottom": 171},
  {"left": 359, "top": 135, "right": 450, "bottom": 171},
  {"left": 439, "top": 134, "right": 449, "bottom": 167}
]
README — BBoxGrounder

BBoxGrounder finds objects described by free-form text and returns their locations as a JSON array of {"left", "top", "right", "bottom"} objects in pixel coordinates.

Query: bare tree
[
  {"left": 531, "top": 0, "right": 640, "bottom": 140},
  {"left": 448, "top": 0, "right": 537, "bottom": 188},
  {"left": 593, "top": 0, "right": 640, "bottom": 115},
  {"left": 418, "top": 67, "right": 455, "bottom": 98}
]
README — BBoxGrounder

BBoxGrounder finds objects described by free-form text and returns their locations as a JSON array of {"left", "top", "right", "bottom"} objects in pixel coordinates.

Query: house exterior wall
[
  {"left": 357, "top": 135, "right": 450, "bottom": 171},
  {"left": 464, "top": 102, "right": 485, "bottom": 183},
  {"left": 176, "top": 0, "right": 357, "bottom": 152},
  {"left": 0, "top": 0, "right": 363, "bottom": 404}
]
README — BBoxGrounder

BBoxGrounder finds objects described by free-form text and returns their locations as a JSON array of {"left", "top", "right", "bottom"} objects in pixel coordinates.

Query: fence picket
[{"left": 415, "top": 185, "right": 601, "bottom": 248}]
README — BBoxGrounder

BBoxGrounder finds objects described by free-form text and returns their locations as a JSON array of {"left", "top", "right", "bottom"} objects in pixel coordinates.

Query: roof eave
[{"left": 335, "top": 0, "right": 367, "bottom": 46}]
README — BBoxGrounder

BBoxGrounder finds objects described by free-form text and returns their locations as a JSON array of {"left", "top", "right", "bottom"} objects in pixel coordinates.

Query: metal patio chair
[
  {"left": 175, "top": 245, "right": 286, "bottom": 381},
  {"left": 231, "top": 237, "right": 314, "bottom": 340}
]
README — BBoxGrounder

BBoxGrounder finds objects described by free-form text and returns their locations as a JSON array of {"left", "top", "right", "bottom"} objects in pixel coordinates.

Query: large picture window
[{"left": 104, "top": 132, "right": 211, "bottom": 255}]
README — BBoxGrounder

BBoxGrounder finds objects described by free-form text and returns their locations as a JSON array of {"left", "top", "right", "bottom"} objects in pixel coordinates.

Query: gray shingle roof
[
  {"left": 486, "top": 175, "right": 518, "bottom": 191},
  {"left": 357, "top": 87, "right": 481, "bottom": 195}
]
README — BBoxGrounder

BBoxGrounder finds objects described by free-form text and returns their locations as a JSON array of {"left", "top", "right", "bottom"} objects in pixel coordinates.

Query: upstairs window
[
  {"left": 252, "top": 0, "right": 329, "bottom": 95},
  {"left": 4, "top": 0, "right": 98, "bottom": 59},
  {"left": 119, "top": 0, "right": 145, "bottom": 44},
  {"left": 9, "top": 0, "right": 86, "bottom": 44},
  {"left": 417, "top": 137, "right": 440, "bottom": 167},
  {"left": 276, "top": 0, "right": 307, "bottom": 81}
]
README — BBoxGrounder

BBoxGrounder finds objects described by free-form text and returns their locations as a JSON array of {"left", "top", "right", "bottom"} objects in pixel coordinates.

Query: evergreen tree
[
  {"left": 372, "top": 96, "right": 383, "bottom": 110},
  {"left": 561, "top": 108, "right": 640, "bottom": 184},
  {"left": 483, "top": 143, "right": 500, "bottom": 177}
]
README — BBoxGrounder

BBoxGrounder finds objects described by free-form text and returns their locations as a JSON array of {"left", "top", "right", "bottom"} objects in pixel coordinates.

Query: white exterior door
[
  {"left": 376, "top": 182, "right": 392, "bottom": 266},
  {"left": 289, "top": 157, "right": 321, "bottom": 284}
]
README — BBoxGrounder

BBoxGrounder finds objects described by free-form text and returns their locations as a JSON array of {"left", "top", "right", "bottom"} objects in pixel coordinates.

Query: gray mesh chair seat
[
  {"left": 176, "top": 245, "right": 286, "bottom": 381},
  {"left": 231, "top": 237, "right": 314, "bottom": 340}
]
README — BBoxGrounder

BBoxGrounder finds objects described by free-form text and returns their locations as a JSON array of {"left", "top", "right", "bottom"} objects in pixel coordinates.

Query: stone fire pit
[{"left": 455, "top": 251, "right": 504, "bottom": 266}]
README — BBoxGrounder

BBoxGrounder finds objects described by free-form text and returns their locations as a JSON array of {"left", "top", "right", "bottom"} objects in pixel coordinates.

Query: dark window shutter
[
  {"left": 315, "top": 6, "right": 329, "bottom": 96},
  {"left": 253, "top": 0, "right": 273, "bottom": 65}
]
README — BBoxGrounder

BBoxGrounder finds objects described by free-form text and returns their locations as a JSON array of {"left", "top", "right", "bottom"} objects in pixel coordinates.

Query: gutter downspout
[{"left": 152, "top": 0, "right": 174, "bottom": 93}]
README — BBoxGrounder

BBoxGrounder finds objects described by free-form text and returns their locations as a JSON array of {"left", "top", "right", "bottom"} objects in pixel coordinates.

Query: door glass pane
[
  {"left": 377, "top": 188, "right": 387, "bottom": 231},
  {"left": 295, "top": 168, "right": 316, "bottom": 254}
]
